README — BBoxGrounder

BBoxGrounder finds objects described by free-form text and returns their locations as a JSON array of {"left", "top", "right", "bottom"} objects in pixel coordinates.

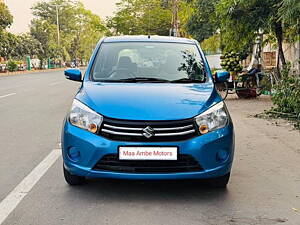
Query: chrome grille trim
[
  {"left": 101, "top": 129, "right": 143, "bottom": 136},
  {"left": 103, "top": 124, "right": 143, "bottom": 131},
  {"left": 99, "top": 117, "right": 198, "bottom": 142},
  {"left": 154, "top": 124, "right": 193, "bottom": 131},
  {"left": 101, "top": 128, "right": 195, "bottom": 137},
  {"left": 103, "top": 124, "right": 194, "bottom": 132},
  {"left": 154, "top": 130, "right": 195, "bottom": 136}
]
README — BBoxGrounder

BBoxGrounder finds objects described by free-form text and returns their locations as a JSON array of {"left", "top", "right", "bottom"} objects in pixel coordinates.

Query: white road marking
[
  {"left": 0, "top": 149, "right": 61, "bottom": 225},
  {"left": 49, "top": 81, "right": 64, "bottom": 86},
  {"left": 0, "top": 93, "right": 16, "bottom": 99}
]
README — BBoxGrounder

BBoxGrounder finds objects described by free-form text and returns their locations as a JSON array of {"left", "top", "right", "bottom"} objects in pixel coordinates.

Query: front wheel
[
  {"left": 208, "top": 173, "right": 230, "bottom": 188},
  {"left": 63, "top": 166, "right": 85, "bottom": 185}
]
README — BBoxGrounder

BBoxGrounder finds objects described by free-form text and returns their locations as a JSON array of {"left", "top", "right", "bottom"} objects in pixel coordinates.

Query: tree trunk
[{"left": 274, "top": 21, "right": 286, "bottom": 76}]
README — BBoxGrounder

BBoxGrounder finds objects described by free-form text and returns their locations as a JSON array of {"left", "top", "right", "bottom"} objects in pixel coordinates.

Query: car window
[{"left": 91, "top": 42, "right": 206, "bottom": 82}]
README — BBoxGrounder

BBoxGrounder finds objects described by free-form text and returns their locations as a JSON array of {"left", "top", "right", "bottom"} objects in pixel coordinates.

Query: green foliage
[
  {"left": 220, "top": 52, "right": 243, "bottom": 72},
  {"left": 7, "top": 60, "right": 18, "bottom": 72},
  {"left": 107, "top": 0, "right": 172, "bottom": 36},
  {"left": 201, "top": 34, "right": 221, "bottom": 54},
  {"left": 15, "top": 34, "right": 41, "bottom": 59},
  {"left": 269, "top": 65, "right": 300, "bottom": 128},
  {"left": 272, "top": 65, "right": 300, "bottom": 114},
  {"left": 30, "top": 19, "right": 59, "bottom": 62},
  {"left": 279, "top": 0, "right": 300, "bottom": 42},
  {"left": 177, "top": 1, "right": 193, "bottom": 36},
  {"left": 0, "top": 0, "right": 106, "bottom": 65},
  {"left": 30, "top": 0, "right": 107, "bottom": 64},
  {"left": 0, "top": 31, "right": 19, "bottom": 59},
  {"left": 216, "top": 0, "right": 270, "bottom": 52},
  {"left": 186, "top": 0, "right": 220, "bottom": 42},
  {"left": 279, "top": 0, "right": 300, "bottom": 25},
  {"left": 0, "top": 2, "right": 13, "bottom": 30},
  {"left": 216, "top": 0, "right": 297, "bottom": 68}
]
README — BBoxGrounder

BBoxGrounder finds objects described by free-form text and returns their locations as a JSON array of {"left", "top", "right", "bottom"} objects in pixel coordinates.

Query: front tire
[
  {"left": 63, "top": 166, "right": 85, "bottom": 185},
  {"left": 208, "top": 173, "right": 230, "bottom": 188}
]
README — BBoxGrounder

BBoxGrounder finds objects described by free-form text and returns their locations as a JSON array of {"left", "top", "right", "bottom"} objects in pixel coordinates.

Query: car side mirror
[
  {"left": 64, "top": 68, "right": 82, "bottom": 82},
  {"left": 214, "top": 71, "right": 230, "bottom": 83}
]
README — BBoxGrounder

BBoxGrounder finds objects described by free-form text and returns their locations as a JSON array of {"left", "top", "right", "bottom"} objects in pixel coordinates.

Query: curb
[{"left": 0, "top": 67, "right": 86, "bottom": 77}]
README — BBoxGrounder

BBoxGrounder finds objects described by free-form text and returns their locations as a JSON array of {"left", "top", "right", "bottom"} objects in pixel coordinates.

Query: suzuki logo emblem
[{"left": 142, "top": 126, "right": 155, "bottom": 138}]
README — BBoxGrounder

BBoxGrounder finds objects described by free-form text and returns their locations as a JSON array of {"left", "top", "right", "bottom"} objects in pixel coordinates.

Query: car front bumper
[{"left": 62, "top": 120, "right": 235, "bottom": 180}]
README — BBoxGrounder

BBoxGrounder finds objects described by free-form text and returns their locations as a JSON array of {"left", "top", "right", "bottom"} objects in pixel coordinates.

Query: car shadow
[{"left": 64, "top": 178, "right": 229, "bottom": 204}]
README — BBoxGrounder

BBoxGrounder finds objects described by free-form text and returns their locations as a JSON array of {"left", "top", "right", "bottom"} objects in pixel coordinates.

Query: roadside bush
[
  {"left": 268, "top": 64, "right": 300, "bottom": 129},
  {"left": 7, "top": 60, "right": 18, "bottom": 72}
]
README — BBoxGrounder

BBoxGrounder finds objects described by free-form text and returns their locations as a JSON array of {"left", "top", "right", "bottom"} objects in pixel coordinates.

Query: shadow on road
[{"left": 63, "top": 178, "right": 229, "bottom": 204}]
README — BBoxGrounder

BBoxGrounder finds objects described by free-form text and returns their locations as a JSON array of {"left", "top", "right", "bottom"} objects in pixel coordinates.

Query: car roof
[{"left": 103, "top": 35, "right": 197, "bottom": 44}]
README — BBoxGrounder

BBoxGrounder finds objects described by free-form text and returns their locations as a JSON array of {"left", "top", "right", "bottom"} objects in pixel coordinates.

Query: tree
[
  {"left": 107, "top": 0, "right": 172, "bottom": 36},
  {"left": 279, "top": 0, "right": 300, "bottom": 25},
  {"left": 15, "top": 34, "right": 41, "bottom": 59},
  {"left": 0, "top": 2, "right": 13, "bottom": 30},
  {"left": 279, "top": 0, "right": 300, "bottom": 43},
  {"left": 186, "top": 0, "right": 220, "bottom": 42},
  {"left": 0, "top": 32, "right": 19, "bottom": 59},
  {"left": 68, "top": 3, "right": 107, "bottom": 63},
  {"left": 30, "top": 0, "right": 107, "bottom": 65},
  {"left": 32, "top": 0, "right": 78, "bottom": 34},
  {"left": 0, "top": 2, "right": 14, "bottom": 59},
  {"left": 30, "top": 19, "right": 59, "bottom": 67},
  {"left": 216, "top": 0, "right": 290, "bottom": 70}
]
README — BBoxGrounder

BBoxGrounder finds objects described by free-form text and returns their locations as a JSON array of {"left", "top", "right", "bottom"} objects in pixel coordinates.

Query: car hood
[{"left": 76, "top": 82, "right": 220, "bottom": 121}]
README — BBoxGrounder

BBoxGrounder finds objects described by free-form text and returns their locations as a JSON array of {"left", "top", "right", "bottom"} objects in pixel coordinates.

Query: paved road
[{"left": 0, "top": 71, "right": 299, "bottom": 225}]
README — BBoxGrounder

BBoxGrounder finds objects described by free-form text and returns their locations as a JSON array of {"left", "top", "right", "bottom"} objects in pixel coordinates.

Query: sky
[{"left": 4, "top": 0, "right": 119, "bottom": 34}]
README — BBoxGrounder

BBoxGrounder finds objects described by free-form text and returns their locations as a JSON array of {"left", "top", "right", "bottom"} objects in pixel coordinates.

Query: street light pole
[
  {"left": 170, "top": 0, "right": 179, "bottom": 37},
  {"left": 51, "top": 4, "right": 64, "bottom": 68},
  {"left": 54, "top": 5, "right": 60, "bottom": 47},
  {"left": 51, "top": 4, "right": 64, "bottom": 46}
]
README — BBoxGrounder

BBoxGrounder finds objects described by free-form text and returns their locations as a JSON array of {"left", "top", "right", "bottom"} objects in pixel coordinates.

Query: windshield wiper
[
  {"left": 115, "top": 77, "right": 170, "bottom": 83},
  {"left": 170, "top": 78, "right": 205, "bottom": 83}
]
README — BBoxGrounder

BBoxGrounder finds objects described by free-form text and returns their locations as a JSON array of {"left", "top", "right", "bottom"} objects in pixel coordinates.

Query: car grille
[
  {"left": 93, "top": 154, "right": 203, "bottom": 173},
  {"left": 98, "top": 117, "right": 198, "bottom": 142}
]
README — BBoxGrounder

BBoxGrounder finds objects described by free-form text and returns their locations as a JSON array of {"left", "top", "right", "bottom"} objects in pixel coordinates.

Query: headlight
[
  {"left": 69, "top": 99, "right": 103, "bottom": 134},
  {"left": 195, "top": 101, "right": 228, "bottom": 134}
]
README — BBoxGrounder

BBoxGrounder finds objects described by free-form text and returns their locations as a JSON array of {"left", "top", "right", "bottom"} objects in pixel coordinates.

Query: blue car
[{"left": 62, "top": 35, "right": 234, "bottom": 188}]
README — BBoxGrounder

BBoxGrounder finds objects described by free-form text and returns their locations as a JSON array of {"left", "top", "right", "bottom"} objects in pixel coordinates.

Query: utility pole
[
  {"left": 51, "top": 4, "right": 64, "bottom": 67},
  {"left": 54, "top": 5, "right": 60, "bottom": 47},
  {"left": 170, "top": 0, "right": 179, "bottom": 37}
]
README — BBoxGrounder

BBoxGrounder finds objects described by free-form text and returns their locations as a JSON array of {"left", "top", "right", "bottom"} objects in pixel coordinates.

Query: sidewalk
[{"left": 0, "top": 67, "right": 86, "bottom": 77}]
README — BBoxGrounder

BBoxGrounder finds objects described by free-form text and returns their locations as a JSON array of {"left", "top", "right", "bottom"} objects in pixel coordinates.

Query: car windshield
[{"left": 91, "top": 42, "right": 206, "bottom": 83}]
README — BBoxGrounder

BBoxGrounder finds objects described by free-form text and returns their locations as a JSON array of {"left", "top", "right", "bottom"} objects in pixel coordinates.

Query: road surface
[{"left": 0, "top": 71, "right": 299, "bottom": 225}]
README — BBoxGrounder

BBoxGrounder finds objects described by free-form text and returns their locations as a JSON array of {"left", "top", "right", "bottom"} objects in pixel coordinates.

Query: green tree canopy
[
  {"left": 216, "top": 0, "right": 290, "bottom": 67},
  {"left": 30, "top": 0, "right": 107, "bottom": 64},
  {"left": 107, "top": 0, "right": 172, "bottom": 36},
  {"left": 30, "top": 19, "right": 59, "bottom": 62},
  {"left": 0, "top": 32, "right": 18, "bottom": 59},
  {"left": 0, "top": 2, "right": 13, "bottom": 30},
  {"left": 279, "top": 0, "right": 300, "bottom": 25},
  {"left": 186, "top": 0, "right": 220, "bottom": 42}
]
